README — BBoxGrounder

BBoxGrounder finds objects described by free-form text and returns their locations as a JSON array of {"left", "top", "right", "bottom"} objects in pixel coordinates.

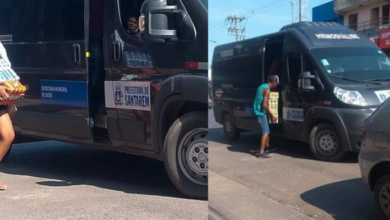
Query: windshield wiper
[
  {"left": 364, "top": 78, "right": 390, "bottom": 82},
  {"left": 328, "top": 75, "right": 364, "bottom": 83},
  {"left": 329, "top": 75, "right": 382, "bottom": 85}
]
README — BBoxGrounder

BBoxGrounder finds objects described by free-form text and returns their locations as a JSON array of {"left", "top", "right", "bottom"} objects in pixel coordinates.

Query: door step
[
  {"left": 91, "top": 114, "right": 110, "bottom": 140},
  {"left": 91, "top": 114, "right": 107, "bottom": 129}
]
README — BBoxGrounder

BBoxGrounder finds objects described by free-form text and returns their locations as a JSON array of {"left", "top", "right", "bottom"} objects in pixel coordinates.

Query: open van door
[{"left": 262, "top": 37, "right": 285, "bottom": 133}]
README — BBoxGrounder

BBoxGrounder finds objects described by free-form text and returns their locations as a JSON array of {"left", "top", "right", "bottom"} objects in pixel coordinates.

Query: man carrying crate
[{"left": 253, "top": 75, "right": 279, "bottom": 158}]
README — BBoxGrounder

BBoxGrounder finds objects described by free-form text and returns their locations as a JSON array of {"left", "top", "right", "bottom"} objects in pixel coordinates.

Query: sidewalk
[{"left": 209, "top": 170, "right": 314, "bottom": 220}]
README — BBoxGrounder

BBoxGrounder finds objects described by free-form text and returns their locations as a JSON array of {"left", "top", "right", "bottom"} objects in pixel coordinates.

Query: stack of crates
[
  {"left": 268, "top": 92, "right": 279, "bottom": 124},
  {"left": 0, "top": 57, "right": 26, "bottom": 105}
]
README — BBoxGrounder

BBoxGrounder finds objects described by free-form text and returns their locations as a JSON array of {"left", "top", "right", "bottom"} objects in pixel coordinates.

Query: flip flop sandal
[{"left": 0, "top": 184, "right": 7, "bottom": 190}]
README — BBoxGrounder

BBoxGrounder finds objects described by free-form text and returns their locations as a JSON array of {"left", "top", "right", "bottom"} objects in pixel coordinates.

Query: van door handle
[
  {"left": 113, "top": 41, "right": 121, "bottom": 62},
  {"left": 73, "top": 43, "right": 81, "bottom": 65}
]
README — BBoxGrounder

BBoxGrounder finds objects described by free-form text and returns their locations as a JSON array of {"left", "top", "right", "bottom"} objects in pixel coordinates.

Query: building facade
[
  {"left": 334, "top": 0, "right": 390, "bottom": 53},
  {"left": 313, "top": 1, "right": 344, "bottom": 24}
]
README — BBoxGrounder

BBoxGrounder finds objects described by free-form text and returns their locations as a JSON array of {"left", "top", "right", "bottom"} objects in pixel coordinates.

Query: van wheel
[
  {"left": 309, "top": 123, "right": 346, "bottom": 161},
  {"left": 223, "top": 114, "right": 240, "bottom": 141},
  {"left": 163, "top": 111, "right": 208, "bottom": 199},
  {"left": 374, "top": 175, "right": 390, "bottom": 219}
]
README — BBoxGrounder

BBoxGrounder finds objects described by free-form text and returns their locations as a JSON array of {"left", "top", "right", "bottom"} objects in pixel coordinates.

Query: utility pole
[
  {"left": 292, "top": 0, "right": 309, "bottom": 23},
  {"left": 299, "top": 0, "right": 301, "bottom": 22},
  {"left": 226, "top": 15, "right": 246, "bottom": 41},
  {"left": 291, "top": 2, "right": 294, "bottom": 23}
]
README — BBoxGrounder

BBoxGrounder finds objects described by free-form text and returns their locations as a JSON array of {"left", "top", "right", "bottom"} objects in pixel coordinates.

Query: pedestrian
[
  {"left": 0, "top": 41, "right": 16, "bottom": 190},
  {"left": 253, "top": 75, "right": 279, "bottom": 158}
]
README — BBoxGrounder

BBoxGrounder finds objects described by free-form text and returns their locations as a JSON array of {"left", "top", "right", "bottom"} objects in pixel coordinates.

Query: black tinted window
[
  {"left": 288, "top": 52, "right": 302, "bottom": 88},
  {"left": 212, "top": 60, "right": 226, "bottom": 88},
  {"left": 13, "top": 0, "right": 84, "bottom": 42},
  {"left": 226, "top": 54, "right": 262, "bottom": 89},
  {"left": 0, "top": 0, "right": 13, "bottom": 36}
]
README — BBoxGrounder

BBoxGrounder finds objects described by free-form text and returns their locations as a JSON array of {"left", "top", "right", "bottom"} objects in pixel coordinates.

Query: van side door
[
  {"left": 6, "top": 0, "right": 93, "bottom": 141},
  {"left": 230, "top": 44, "right": 263, "bottom": 131},
  {"left": 104, "top": 0, "right": 186, "bottom": 151},
  {"left": 283, "top": 36, "right": 321, "bottom": 138}
]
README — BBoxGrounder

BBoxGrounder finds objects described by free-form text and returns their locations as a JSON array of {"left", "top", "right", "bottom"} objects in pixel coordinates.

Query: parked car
[{"left": 359, "top": 97, "right": 390, "bottom": 219}]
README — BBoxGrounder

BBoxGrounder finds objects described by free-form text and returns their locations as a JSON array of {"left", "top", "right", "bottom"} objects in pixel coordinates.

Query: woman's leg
[
  {"left": 0, "top": 111, "right": 15, "bottom": 162},
  {"left": 0, "top": 110, "right": 15, "bottom": 189}
]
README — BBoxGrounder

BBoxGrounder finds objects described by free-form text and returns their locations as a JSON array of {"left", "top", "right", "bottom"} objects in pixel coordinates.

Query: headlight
[{"left": 333, "top": 86, "right": 368, "bottom": 106}]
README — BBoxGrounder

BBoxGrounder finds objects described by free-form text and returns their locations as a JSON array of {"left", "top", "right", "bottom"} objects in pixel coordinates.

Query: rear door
[{"left": 5, "top": 0, "right": 93, "bottom": 141}]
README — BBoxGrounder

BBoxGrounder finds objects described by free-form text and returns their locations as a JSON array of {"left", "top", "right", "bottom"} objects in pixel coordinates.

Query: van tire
[
  {"left": 163, "top": 111, "right": 208, "bottom": 199},
  {"left": 309, "top": 123, "right": 346, "bottom": 161},
  {"left": 223, "top": 114, "right": 240, "bottom": 141},
  {"left": 374, "top": 175, "right": 390, "bottom": 220}
]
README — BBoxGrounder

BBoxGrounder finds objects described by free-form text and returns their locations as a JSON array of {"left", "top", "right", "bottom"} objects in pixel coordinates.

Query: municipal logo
[{"left": 114, "top": 83, "right": 123, "bottom": 106}]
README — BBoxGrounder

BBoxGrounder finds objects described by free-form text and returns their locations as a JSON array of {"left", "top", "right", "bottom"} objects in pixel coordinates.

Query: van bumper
[{"left": 335, "top": 108, "right": 375, "bottom": 152}]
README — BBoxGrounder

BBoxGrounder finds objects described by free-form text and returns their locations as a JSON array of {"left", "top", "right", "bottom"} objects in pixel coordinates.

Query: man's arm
[{"left": 262, "top": 88, "right": 274, "bottom": 118}]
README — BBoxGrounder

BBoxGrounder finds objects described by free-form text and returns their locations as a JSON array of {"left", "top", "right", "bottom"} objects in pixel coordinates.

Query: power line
[
  {"left": 210, "top": 0, "right": 296, "bottom": 39},
  {"left": 209, "top": 0, "right": 291, "bottom": 32},
  {"left": 245, "top": 2, "right": 292, "bottom": 21},
  {"left": 246, "top": 0, "right": 292, "bottom": 19}
]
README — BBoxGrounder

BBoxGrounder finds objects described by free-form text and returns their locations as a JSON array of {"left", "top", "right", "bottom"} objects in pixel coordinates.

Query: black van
[
  {"left": 0, "top": 0, "right": 208, "bottom": 199},
  {"left": 212, "top": 22, "right": 390, "bottom": 161}
]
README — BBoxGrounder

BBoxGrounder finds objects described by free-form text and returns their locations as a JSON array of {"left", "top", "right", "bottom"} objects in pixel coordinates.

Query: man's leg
[
  {"left": 257, "top": 114, "right": 271, "bottom": 157},
  {"left": 259, "top": 133, "right": 268, "bottom": 154},
  {"left": 266, "top": 136, "right": 270, "bottom": 148}
]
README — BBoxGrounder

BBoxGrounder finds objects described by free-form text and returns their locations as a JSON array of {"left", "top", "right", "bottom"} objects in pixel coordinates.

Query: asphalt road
[
  {"left": 0, "top": 141, "right": 207, "bottom": 220},
  {"left": 208, "top": 109, "right": 380, "bottom": 220}
]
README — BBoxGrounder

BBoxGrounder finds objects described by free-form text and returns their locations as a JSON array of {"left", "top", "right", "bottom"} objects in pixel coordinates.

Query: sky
[{"left": 208, "top": 0, "right": 331, "bottom": 64}]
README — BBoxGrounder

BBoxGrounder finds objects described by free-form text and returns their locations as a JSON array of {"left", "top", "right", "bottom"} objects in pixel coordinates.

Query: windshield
[
  {"left": 311, "top": 47, "right": 390, "bottom": 84},
  {"left": 199, "top": 0, "right": 208, "bottom": 9}
]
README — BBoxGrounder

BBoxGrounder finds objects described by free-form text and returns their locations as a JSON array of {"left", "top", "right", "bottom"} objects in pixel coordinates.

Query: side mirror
[
  {"left": 299, "top": 71, "right": 316, "bottom": 91},
  {"left": 139, "top": 0, "right": 196, "bottom": 44}
]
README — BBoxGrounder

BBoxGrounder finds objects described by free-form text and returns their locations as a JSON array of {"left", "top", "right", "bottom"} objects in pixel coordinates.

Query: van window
[
  {"left": 303, "top": 56, "right": 316, "bottom": 74},
  {"left": 0, "top": 0, "right": 13, "bottom": 36},
  {"left": 119, "top": 0, "right": 144, "bottom": 44},
  {"left": 288, "top": 52, "right": 302, "bottom": 88},
  {"left": 12, "top": 0, "right": 84, "bottom": 42},
  {"left": 212, "top": 60, "right": 227, "bottom": 88},
  {"left": 226, "top": 54, "right": 262, "bottom": 89},
  {"left": 312, "top": 47, "right": 390, "bottom": 83}
]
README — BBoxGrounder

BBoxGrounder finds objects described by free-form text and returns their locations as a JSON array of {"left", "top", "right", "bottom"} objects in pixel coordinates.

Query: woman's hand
[{"left": 0, "top": 86, "right": 9, "bottom": 101}]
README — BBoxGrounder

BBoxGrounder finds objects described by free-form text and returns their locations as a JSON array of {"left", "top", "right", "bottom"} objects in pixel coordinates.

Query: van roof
[
  {"left": 213, "top": 22, "right": 375, "bottom": 60},
  {"left": 279, "top": 21, "right": 344, "bottom": 31}
]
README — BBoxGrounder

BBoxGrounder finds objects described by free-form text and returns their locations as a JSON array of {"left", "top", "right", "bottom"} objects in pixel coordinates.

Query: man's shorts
[{"left": 257, "top": 114, "right": 270, "bottom": 134}]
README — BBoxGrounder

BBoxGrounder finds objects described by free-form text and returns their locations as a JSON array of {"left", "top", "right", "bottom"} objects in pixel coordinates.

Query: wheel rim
[
  {"left": 225, "top": 118, "right": 233, "bottom": 134},
  {"left": 380, "top": 183, "right": 390, "bottom": 217},
  {"left": 315, "top": 130, "right": 339, "bottom": 156},
  {"left": 178, "top": 128, "right": 208, "bottom": 186}
]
